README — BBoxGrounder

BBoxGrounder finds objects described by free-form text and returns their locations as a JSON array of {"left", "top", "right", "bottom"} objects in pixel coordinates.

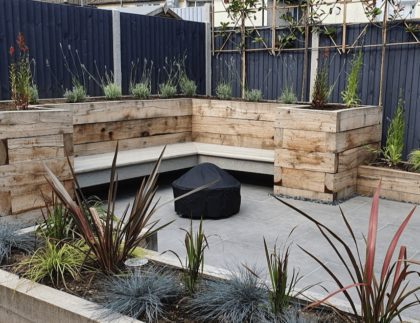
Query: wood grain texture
[
  {"left": 0, "top": 191, "right": 11, "bottom": 215},
  {"left": 193, "top": 132, "right": 274, "bottom": 149},
  {"left": 357, "top": 165, "right": 420, "bottom": 203},
  {"left": 275, "top": 148, "right": 336, "bottom": 173},
  {"left": 274, "top": 185, "right": 334, "bottom": 202},
  {"left": 74, "top": 116, "right": 192, "bottom": 145},
  {"left": 275, "top": 167, "right": 326, "bottom": 192}
]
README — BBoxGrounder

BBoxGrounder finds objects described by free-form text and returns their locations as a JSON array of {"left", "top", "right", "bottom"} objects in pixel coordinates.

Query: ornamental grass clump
[
  {"left": 279, "top": 86, "right": 297, "bottom": 104},
  {"left": 408, "top": 149, "right": 420, "bottom": 172},
  {"left": 19, "top": 238, "right": 86, "bottom": 289},
  {"left": 0, "top": 224, "right": 33, "bottom": 264},
  {"left": 8, "top": 33, "right": 33, "bottom": 110},
  {"left": 215, "top": 82, "right": 233, "bottom": 99},
  {"left": 244, "top": 89, "right": 263, "bottom": 102},
  {"left": 187, "top": 268, "right": 274, "bottom": 323},
  {"left": 97, "top": 267, "right": 181, "bottom": 321},
  {"left": 274, "top": 182, "right": 420, "bottom": 323},
  {"left": 341, "top": 51, "right": 363, "bottom": 107}
]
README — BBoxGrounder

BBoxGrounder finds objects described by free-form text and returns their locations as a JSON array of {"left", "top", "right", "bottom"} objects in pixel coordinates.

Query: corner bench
[{"left": 74, "top": 142, "right": 274, "bottom": 188}]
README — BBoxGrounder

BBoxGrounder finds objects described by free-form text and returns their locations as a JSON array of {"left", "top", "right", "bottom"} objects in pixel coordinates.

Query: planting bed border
[{"left": 357, "top": 165, "right": 420, "bottom": 204}]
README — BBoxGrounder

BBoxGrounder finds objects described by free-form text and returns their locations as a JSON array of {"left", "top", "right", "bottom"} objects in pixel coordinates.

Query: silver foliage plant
[{"left": 0, "top": 223, "right": 34, "bottom": 264}]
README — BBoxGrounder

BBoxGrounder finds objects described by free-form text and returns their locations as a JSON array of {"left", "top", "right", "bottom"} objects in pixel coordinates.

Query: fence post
[
  {"left": 112, "top": 10, "right": 122, "bottom": 90},
  {"left": 309, "top": 32, "right": 319, "bottom": 101},
  {"left": 205, "top": 21, "right": 212, "bottom": 96}
]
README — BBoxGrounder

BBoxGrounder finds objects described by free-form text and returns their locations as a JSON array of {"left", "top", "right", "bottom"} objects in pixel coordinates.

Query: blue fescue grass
[
  {"left": 0, "top": 223, "right": 34, "bottom": 264},
  {"left": 97, "top": 266, "right": 182, "bottom": 322}
]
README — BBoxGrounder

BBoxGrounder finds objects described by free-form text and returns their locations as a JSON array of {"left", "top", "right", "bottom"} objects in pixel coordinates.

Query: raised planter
[
  {"left": 357, "top": 165, "right": 420, "bottom": 204},
  {"left": 0, "top": 269, "right": 140, "bottom": 323},
  {"left": 274, "top": 105, "right": 382, "bottom": 202},
  {"left": 0, "top": 108, "right": 73, "bottom": 215}
]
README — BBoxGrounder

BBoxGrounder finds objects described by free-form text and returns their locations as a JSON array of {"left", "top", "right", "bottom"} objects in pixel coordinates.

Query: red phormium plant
[
  {"left": 9, "top": 32, "right": 32, "bottom": 110},
  {"left": 274, "top": 183, "right": 420, "bottom": 323}
]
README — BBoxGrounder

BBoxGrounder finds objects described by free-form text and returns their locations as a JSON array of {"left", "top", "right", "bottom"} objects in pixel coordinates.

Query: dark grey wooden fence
[
  {"left": 0, "top": 0, "right": 206, "bottom": 99},
  {"left": 212, "top": 23, "right": 420, "bottom": 156}
]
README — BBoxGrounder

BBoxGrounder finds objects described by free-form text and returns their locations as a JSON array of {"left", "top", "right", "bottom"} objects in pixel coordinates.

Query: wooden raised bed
[
  {"left": 0, "top": 108, "right": 73, "bottom": 215},
  {"left": 274, "top": 105, "right": 382, "bottom": 202},
  {"left": 357, "top": 165, "right": 420, "bottom": 204}
]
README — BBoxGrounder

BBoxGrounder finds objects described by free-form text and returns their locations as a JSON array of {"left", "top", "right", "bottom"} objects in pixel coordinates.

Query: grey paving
[{"left": 114, "top": 182, "right": 420, "bottom": 321}]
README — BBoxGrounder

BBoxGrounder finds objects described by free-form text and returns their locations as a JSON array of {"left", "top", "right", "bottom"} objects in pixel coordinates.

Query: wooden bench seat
[{"left": 75, "top": 142, "right": 274, "bottom": 188}]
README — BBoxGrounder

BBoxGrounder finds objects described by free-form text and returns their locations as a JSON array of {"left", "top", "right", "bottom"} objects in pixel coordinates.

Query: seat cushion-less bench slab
[{"left": 74, "top": 142, "right": 274, "bottom": 188}]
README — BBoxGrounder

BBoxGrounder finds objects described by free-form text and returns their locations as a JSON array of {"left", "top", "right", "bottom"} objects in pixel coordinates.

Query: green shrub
[
  {"left": 408, "top": 149, "right": 420, "bottom": 172},
  {"left": 19, "top": 238, "right": 85, "bottom": 288},
  {"left": 103, "top": 82, "right": 121, "bottom": 100},
  {"left": 382, "top": 96, "right": 405, "bottom": 166},
  {"left": 159, "top": 82, "right": 177, "bottom": 98},
  {"left": 64, "top": 83, "right": 86, "bottom": 103},
  {"left": 28, "top": 84, "right": 39, "bottom": 104},
  {"left": 279, "top": 86, "right": 297, "bottom": 104},
  {"left": 130, "top": 82, "right": 150, "bottom": 99},
  {"left": 98, "top": 267, "right": 181, "bottom": 321},
  {"left": 215, "top": 82, "right": 232, "bottom": 99},
  {"left": 179, "top": 76, "right": 197, "bottom": 97},
  {"left": 341, "top": 51, "right": 363, "bottom": 107},
  {"left": 311, "top": 64, "right": 331, "bottom": 109},
  {"left": 244, "top": 89, "right": 262, "bottom": 102}
]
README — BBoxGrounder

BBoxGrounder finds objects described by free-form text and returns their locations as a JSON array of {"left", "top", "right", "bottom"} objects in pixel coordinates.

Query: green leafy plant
[
  {"left": 64, "top": 80, "right": 87, "bottom": 103},
  {"left": 263, "top": 237, "right": 303, "bottom": 316},
  {"left": 0, "top": 224, "right": 33, "bottom": 264},
  {"left": 19, "top": 238, "right": 85, "bottom": 288},
  {"left": 43, "top": 145, "right": 213, "bottom": 275},
  {"left": 311, "top": 64, "right": 331, "bottom": 109},
  {"left": 408, "top": 149, "right": 420, "bottom": 172},
  {"left": 244, "top": 89, "right": 262, "bottom": 102},
  {"left": 131, "top": 82, "right": 150, "bottom": 99},
  {"left": 274, "top": 183, "right": 420, "bottom": 322},
  {"left": 341, "top": 51, "right": 363, "bottom": 108},
  {"left": 215, "top": 82, "right": 232, "bottom": 99},
  {"left": 382, "top": 96, "right": 405, "bottom": 167},
  {"left": 187, "top": 268, "right": 274, "bottom": 322},
  {"left": 28, "top": 84, "right": 39, "bottom": 104},
  {"left": 8, "top": 33, "right": 33, "bottom": 110},
  {"left": 159, "top": 82, "right": 177, "bottom": 98},
  {"left": 97, "top": 267, "right": 181, "bottom": 321},
  {"left": 38, "top": 193, "right": 76, "bottom": 241},
  {"left": 279, "top": 86, "right": 297, "bottom": 104},
  {"left": 179, "top": 76, "right": 197, "bottom": 97},
  {"left": 103, "top": 81, "right": 121, "bottom": 100},
  {"left": 130, "top": 58, "right": 153, "bottom": 99}
]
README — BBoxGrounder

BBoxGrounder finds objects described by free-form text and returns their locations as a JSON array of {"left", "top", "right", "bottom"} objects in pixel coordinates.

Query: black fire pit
[{"left": 172, "top": 163, "right": 241, "bottom": 219}]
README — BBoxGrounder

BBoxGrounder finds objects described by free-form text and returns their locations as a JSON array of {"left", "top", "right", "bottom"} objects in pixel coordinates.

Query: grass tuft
[
  {"left": 244, "top": 89, "right": 263, "bottom": 102},
  {"left": 215, "top": 82, "right": 232, "bottom": 99},
  {"left": 0, "top": 223, "right": 34, "bottom": 264}
]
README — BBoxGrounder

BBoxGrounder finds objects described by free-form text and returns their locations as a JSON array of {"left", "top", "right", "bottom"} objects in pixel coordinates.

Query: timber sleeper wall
[
  {"left": 0, "top": 108, "right": 73, "bottom": 215},
  {"left": 357, "top": 165, "right": 420, "bottom": 204},
  {"left": 274, "top": 105, "right": 382, "bottom": 202}
]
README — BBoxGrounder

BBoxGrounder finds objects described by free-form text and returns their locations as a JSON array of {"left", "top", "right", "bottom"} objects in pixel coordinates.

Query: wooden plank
[
  {"left": 274, "top": 185, "right": 334, "bottom": 202},
  {"left": 74, "top": 116, "right": 192, "bottom": 145},
  {"left": 357, "top": 167, "right": 420, "bottom": 196},
  {"left": 63, "top": 133, "right": 74, "bottom": 157},
  {"left": 71, "top": 99, "right": 192, "bottom": 125},
  {"left": 193, "top": 132, "right": 274, "bottom": 149},
  {"left": 0, "top": 110, "right": 73, "bottom": 139},
  {"left": 275, "top": 105, "right": 381, "bottom": 133},
  {"left": 280, "top": 124, "right": 381, "bottom": 153},
  {"left": 0, "top": 191, "right": 11, "bottom": 215},
  {"left": 337, "top": 106, "right": 382, "bottom": 132},
  {"left": 7, "top": 134, "right": 65, "bottom": 163},
  {"left": 276, "top": 106, "right": 338, "bottom": 132},
  {"left": 0, "top": 158, "right": 73, "bottom": 189},
  {"left": 275, "top": 148, "right": 336, "bottom": 173},
  {"left": 192, "top": 99, "right": 276, "bottom": 121},
  {"left": 335, "top": 124, "right": 382, "bottom": 152},
  {"left": 274, "top": 128, "right": 283, "bottom": 147},
  {"left": 358, "top": 165, "right": 420, "bottom": 180},
  {"left": 74, "top": 132, "right": 192, "bottom": 157},
  {"left": 357, "top": 185, "right": 420, "bottom": 204},
  {"left": 337, "top": 144, "right": 378, "bottom": 172},
  {"left": 276, "top": 167, "right": 326, "bottom": 192},
  {"left": 325, "top": 169, "right": 358, "bottom": 192},
  {"left": 10, "top": 180, "right": 73, "bottom": 214},
  {"left": 0, "top": 140, "right": 7, "bottom": 165},
  {"left": 192, "top": 116, "right": 274, "bottom": 139}
]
